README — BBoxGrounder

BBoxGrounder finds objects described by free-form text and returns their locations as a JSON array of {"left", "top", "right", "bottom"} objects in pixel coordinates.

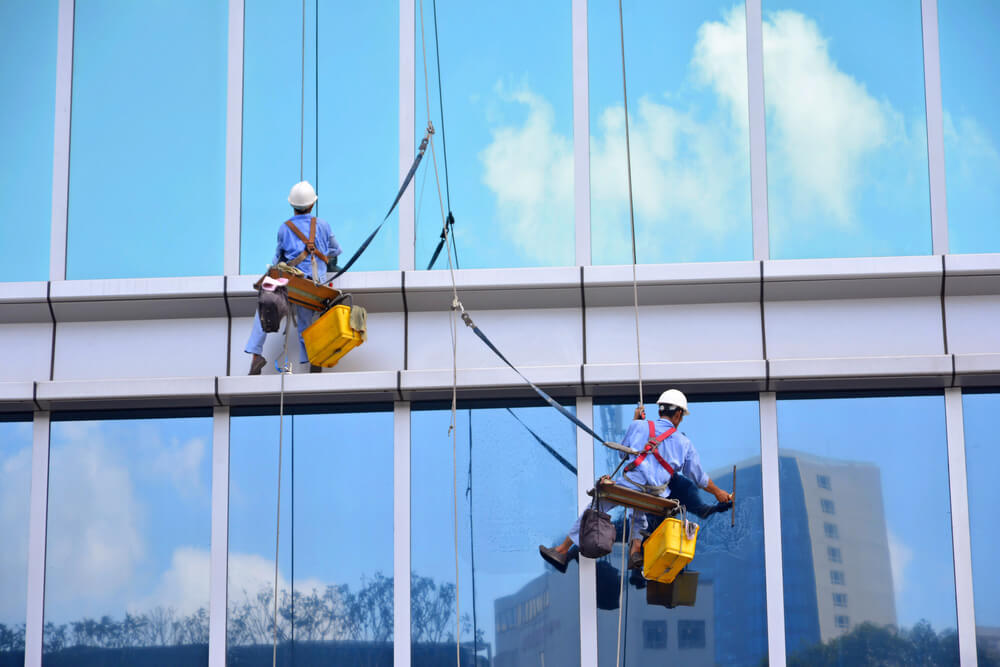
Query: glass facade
[
  {"left": 241, "top": 1, "right": 398, "bottom": 275},
  {"left": 939, "top": 1, "right": 1000, "bottom": 254},
  {"left": 411, "top": 404, "right": 580, "bottom": 666},
  {"left": 66, "top": 0, "right": 228, "bottom": 279},
  {"left": 0, "top": 0, "right": 57, "bottom": 282},
  {"left": 43, "top": 413, "right": 213, "bottom": 664},
  {"left": 777, "top": 394, "right": 959, "bottom": 664},
  {"left": 414, "top": 1, "right": 573, "bottom": 270},
  {"left": 593, "top": 399, "right": 766, "bottom": 666},
  {"left": 962, "top": 391, "right": 1000, "bottom": 664},
  {"left": 0, "top": 419, "right": 32, "bottom": 658},
  {"left": 589, "top": 1, "right": 752, "bottom": 265},
  {"left": 227, "top": 407, "right": 393, "bottom": 665},
  {"left": 762, "top": 1, "right": 931, "bottom": 259}
]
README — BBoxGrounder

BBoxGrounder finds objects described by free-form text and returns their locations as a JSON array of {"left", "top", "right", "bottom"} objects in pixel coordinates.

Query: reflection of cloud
[
  {"left": 0, "top": 440, "right": 32, "bottom": 624},
  {"left": 888, "top": 531, "right": 913, "bottom": 596},
  {"left": 479, "top": 85, "right": 574, "bottom": 265},
  {"left": 227, "top": 551, "right": 328, "bottom": 602},
  {"left": 151, "top": 436, "right": 208, "bottom": 498},
  {"left": 134, "top": 547, "right": 209, "bottom": 617}
]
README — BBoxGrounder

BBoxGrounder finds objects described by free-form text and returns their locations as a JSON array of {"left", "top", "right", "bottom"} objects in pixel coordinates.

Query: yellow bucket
[
  {"left": 302, "top": 304, "right": 364, "bottom": 367},
  {"left": 643, "top": 517, "right": 699, "bottom": 584}
]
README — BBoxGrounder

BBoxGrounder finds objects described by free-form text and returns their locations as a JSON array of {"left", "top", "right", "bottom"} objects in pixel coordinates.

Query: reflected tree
[{"left": 0, "top": 624, "right": 25, "bottom": 652}]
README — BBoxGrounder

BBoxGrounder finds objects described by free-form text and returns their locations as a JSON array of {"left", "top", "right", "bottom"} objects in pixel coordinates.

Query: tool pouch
[
  {"left": 579, "top": 506, "right": 615, "bottom": 559},
  {"left": 258, "top": 285, "right": 289, "bottom": 333}
]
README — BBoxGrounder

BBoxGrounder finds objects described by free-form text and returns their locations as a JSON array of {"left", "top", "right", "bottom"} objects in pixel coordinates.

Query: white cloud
[
  {"left": 888, "top": 531, "right": 913, "bottom": 597},
  {"left": 133, "top": 546, "right": 210, "bottom": 617},
  {"left": 227, "top": 551, "right": 329, "bottom": 605},
  {"left": 479, "top": 85, "right": 575, "bottom": 265}
]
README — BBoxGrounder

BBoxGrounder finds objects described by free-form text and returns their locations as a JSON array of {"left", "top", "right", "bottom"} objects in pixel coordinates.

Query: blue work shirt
[
  {"left": 618, "top": 418, "right": 709, "bottom": 491},
  {"left": 272, "top": 214, "right": 343, "bottom": 280}
]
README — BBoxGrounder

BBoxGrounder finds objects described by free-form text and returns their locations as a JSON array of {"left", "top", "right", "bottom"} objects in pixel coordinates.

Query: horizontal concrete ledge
[
  {"left": 769, "top": 354, "right": 953, "bottom": 391},
  {"left": 228, "top": 271, "right": 404, "bottom": 315},
  {"left": 218, "top": 371, "right": 399, "bottom": 405},
  {"left": 0, "top": 381, "right": 36, "bottom": 411},
  {"left": 954, "top": 353, "right": 1000, "bottom": 387},
  {"left": 764, "top": 255, "right": 942, "bottom": 301},
  {"left": 405, "top": 266, "right": 581, "bottom": 312},
  {"left": 0, "top": 282, "right": 50, "bottom": 323},
  {"left": 584, "top": 262, "right": 759, "bottom": 306},
  {"left": 34, "top": 377, "right": 217, "bottom": 410},
  {"left": 584, "top": 360, "right": 767, "bottom": 395},
  {"left": 50, "top": 276, "right": 227, "bottom": 321},
  {"left": 945, "top": 254, "right": 1000, "bottom": 296}
]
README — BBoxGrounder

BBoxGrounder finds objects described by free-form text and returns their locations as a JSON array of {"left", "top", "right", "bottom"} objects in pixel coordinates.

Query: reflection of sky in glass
[
  {"left": 414, "top": 2, "right": 573, "bottom": 270},
  {"left": 66, "top": 1, "right": 227, "bottom": 279},
  {"left": 961, "top": 392, "right": 1000, "bottom": 658},
  {"left": 241, "top": 1, "right": 398, "bottom": 275},
  {"left": 228, "top": 409, "right": 393, "bottom": 655},
  {"left": 43, "top": 415, "right": 213, "bottom": 649},
  {"left": 411, "top": 404, "right": 580, "bottom": 664},
  {"left": 777, "top": 394, "right": 958, "bottom": 663},
  {"left": 593, "top": 399, "right": 766, "bottom": 666},
  {"left": 763, "top": 1, "right": 931, "bottom": 259},
  {"left": 0, "top": 1, "right": 56, "bottom": 282},
  {"left": 589, "top": 2, "right": 753, "bottom": 265},
  {"left": 939, "top": 1, "right": 1000, "bottom": 254},
  {"left": 0, "top": 420, "right": 32, "bottom": 634}
]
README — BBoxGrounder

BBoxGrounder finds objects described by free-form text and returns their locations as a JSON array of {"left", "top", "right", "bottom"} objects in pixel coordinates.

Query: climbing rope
[
  {"left": 426, "top": 0, "right": 459, "bottom": 271},
  {"left": 618, "top": 0, "right": 644, "bottom": 411},
  {"left": 271, "top": 310, "right": 292, "bottom": 667}
]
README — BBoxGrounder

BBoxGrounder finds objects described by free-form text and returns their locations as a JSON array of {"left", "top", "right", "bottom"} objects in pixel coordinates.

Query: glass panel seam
[
  {"left": 921, "top": 0, "right": 949, "bottom": 255},
  {"left": 49, "top": 0, "right": 74, "bottom": 281},
  {"left": 224, "top": 0, "right": 245, "bottom": 276}
]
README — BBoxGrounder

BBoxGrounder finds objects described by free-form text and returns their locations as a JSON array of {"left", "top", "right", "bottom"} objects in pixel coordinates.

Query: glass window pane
[
  {"left": 241, "top": 2, "right": 398, "bottom": 275},
  {"left": 414, "top": 2, "right": 573, "bottom": 269},
  {"left": 593, "top": 399, "right": 766, "bottom": 665},
  {"left": 66, "top": 1, "right": 227, "bottom": 279},
  {"left": 43, "top": 414, "right": 213, "bottom": 663},
  {"left": 962, "top": 391, "right": 1000, "bottom": 663},
  {"left": 777, "top": 395, "right": 959, "bottom": 663},
  {"left": 0, "top": 1, "right": 57, "bottom": 282},
  {"left": 589, "top": 2, "right": 752, "bottom": 264},
  {"left": 411, "top": 405, "right": 580, "bottom": 665},
  {"left": 228, "top": 408, "right": 393, "bottom": 664},
  {"left": 762, "top": 2, "right": 931, "bottom": 259},
  {"left": 0, "top": 419, "right": 33, "bottom": 659},
  {"left": 939, "top": 2, "right": 1000, "bottom": 254}
]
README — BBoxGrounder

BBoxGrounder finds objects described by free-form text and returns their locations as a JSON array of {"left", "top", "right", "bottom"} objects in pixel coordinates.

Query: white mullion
[
  {"left": 393, "top": 400, "right": 412, "bottom": 667},
  {"left": 745, "top": 0, "right": 769, "bottom": 260},
  {"left": 49, "top": 0, "right": 74, "bottom": 281},
  {"left": 572, "top": 0, "right": 591, "bottom": 266},
  {"left": 208, "top": 406, "right": 231, "bottom": 667},
  {"left": 921, "top": 0, "right": 949, "bottom": 255},
  {"left": 575, "top": 396, "right": 597, "bottom": 667},
  {"left": 944, "top": 388, "right": 978, "bottom": 666},
  {"left": 398, "top": 0, "right": 416, "bottom": 272},
  {"left": 24, "top": 411, "right": 52, "bottom": 667},
  {"left": 759, "top": 392, "right": 786, "bottom": 666},
  {"left": 223, "top": 0, "right": 245, "bottom": 276}
]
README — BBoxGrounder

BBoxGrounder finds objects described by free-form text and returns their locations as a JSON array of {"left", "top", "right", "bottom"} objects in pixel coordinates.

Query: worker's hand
[
  {"left": 714, "top": 488, "right": 734, "bottom": 503},
  {"left": 633, "top": 406, "right": 646, "bottom": 420}
]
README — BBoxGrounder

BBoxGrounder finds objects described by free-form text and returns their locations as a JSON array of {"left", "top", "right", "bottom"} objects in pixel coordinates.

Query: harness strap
[
  {"left": 624, "top": 421, "right": 676, "bottom": 474},
  {"left": 285, "top": 218, "right": 329, "bottom": 266}
]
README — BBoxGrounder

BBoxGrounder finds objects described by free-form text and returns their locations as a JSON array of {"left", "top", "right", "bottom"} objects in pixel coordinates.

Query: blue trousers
[
  {"left": 667, "top": 473, "right": 731, "bottom": 519},
  {"left": 244, "top": 305, "right": 316, "bottom": 364}
]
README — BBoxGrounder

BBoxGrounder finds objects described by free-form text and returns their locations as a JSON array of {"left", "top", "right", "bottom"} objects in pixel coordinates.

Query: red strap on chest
[{"left": 624, "top": 421, "right": 677, "bottom": 475}]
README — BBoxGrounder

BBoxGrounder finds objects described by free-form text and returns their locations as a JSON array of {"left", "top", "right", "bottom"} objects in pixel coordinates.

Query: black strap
[
  {"left": 329, "top": 131, "right": 431, "bottom": 282},
  {"left": 465, "top": 319, "right": 607, "bottom": 446},
  {"left": 505, "top": 407, "right": 576, "bottom": 475},
  {"left": 427, "top": 211, "right": 455, "bottom": 270}
]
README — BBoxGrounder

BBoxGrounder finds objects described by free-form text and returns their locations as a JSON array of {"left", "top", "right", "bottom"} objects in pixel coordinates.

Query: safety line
[
  {"left": 272, "top": 316, "right": 292, "bottom": 667},
  {"left": 618, "top": 0, "right": 644, "bottom": 409},
  {"left": 505, "top": 407, "right": 577, "bottom": 475},
  {"left": 299, "top": 0, "right": 305, "bottom": 182},
  {"left": 615, "top": 514, "right": 628, "bottom": 667},
  {"left": 431, "top": 0, "right": 451, "bottom": 214}
]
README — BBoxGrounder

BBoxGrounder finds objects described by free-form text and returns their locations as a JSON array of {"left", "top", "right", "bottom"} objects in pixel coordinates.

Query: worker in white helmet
[
  {"left": 245, "top": 181, "right": 343, "bottom": 374},
  {"left": 540, "top": 389, "right": 733, "bottom": 573}
]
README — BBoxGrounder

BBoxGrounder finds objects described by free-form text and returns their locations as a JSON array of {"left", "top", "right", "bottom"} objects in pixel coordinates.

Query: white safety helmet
[
  {"left": 656, "top": 389, "right": 690, "bottom": 416},
  {"left": 288, "top": 181, "right": 318, "bottom": 208}
]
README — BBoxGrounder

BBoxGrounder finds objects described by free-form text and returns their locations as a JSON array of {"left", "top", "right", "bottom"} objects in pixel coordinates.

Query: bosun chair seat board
[{"left": 586, "top": 477, "right": 681, "bottom": 516}]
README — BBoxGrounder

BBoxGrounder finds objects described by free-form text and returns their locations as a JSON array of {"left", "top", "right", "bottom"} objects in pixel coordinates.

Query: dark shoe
[
  {"left": 628, "top": 550, "right": 644, "bottom": 570},
  {"left": 693, "top": 500, "right": 732, "bottom": 519},
  {"left": 310, "top": 364, "right": 323, "bottom": 373},
  {"left": 249, "top": 354, "right": 267, "bottom": 376},
  {"left": 539, "top": 545, "right": 569, "bottom": 573}
]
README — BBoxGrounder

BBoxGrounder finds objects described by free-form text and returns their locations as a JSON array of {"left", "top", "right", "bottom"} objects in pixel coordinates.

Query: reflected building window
[
  {"left": 642, "top": 621, "right": 667, "bottom": 650},
  {"left": 227, "top": 407, "right": 393, "bottom": 664},
  {"left": 43, "top": 413, "right": 213, "bottom": 662},
  {"left": 827, "top": 546, "right": 842, "bottom": 564},
  {"left": 823, "top": 522, "right": 839, "bottom": 539},
  {"left": 412, "top": 404, "right": 580, "bottom": 666},
  {"left": 835, "top": 615, "right": 850, "bottom": 630},
  {"left": 820, "top": 499, "right": 836, "bottom": 514},
  {"left": 817, "top": 474, "right": 832, "bottom": 490},
  {"left": 833, "top": 593, "right": 848, "bottom": 608},
  {"left": 678, "top": 620, "right": 706, "bottom": 650},
  {"left": 830, "top": 570, "right": 845, "bottom": 586}
]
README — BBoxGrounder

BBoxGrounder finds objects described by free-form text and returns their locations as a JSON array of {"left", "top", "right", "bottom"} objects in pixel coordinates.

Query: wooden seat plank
[{"left": 586, "top": 478, "right": 680, "bottom": 516}]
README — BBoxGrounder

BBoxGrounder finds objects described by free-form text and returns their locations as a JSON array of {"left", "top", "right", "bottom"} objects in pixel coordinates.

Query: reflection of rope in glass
[{"left": 467, "top": 409, "right": 479, "bottom": 657}]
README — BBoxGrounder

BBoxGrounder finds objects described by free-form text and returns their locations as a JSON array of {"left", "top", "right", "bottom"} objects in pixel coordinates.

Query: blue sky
[{"left": 3, "top": 2, "right": 1000, "bottom": 280}]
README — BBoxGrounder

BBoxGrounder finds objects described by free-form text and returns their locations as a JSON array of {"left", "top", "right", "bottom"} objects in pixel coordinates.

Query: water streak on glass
[
  {"left": 411, "top": 405, "right": 580, "bottom": 665},
  {"left": 593, "top": 399, "right": 766, "bottom": 667},
  {"left": 777, "top": 394, "right": 959, "bottom": 665},
  {"left": 42, "top": 415, "right": 213, "bottom": 664}
]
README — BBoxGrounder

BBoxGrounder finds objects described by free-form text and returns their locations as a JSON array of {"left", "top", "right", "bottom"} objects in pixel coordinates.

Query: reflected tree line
[{"left": 784, "top": 620, "right": 1000, "bottom": 667}]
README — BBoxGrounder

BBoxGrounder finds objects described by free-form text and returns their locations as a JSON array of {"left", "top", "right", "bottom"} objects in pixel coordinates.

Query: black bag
[
  {"left": 257, "top": 286, "right": 289, "bottom": 333},
  {"left": 579, "top": 507, "right": 614, "bottom": 559}
]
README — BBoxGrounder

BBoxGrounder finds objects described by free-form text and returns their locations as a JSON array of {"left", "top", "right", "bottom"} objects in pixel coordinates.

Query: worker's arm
[{"left": 702, "top": 478, "right": 733, "bottom": 503}]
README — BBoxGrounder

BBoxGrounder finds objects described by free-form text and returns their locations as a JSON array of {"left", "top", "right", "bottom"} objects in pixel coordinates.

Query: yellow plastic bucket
[
  {"left": 643, "top": 517, "right": 699, "bottom": 584},
  {"left": 302, "top": 304, "right": 364, "bottom": 367}
]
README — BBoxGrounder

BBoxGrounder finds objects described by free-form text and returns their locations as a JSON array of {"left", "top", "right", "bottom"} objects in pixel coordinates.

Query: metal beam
[
  {"left": 398, "top": 0, "right": 416, "bottom": 271},
  {"left": 575, "top": 396, "right": 597, "bottom": 667},
  {"left": 745, "top": 0, "right": 770, "bottom": 261},
  {"left": 223, "top": 0, "right": 245, "bottom": 276},
  {"left": 572, "top": 0, "right": 591, "bottom": 266},
  {"left": 49, "top": 0, "right": 74, "bottom": 281},
  {"left": 393, "top": 400, "right": 411, "bottom": 667},
  {"left": 208, "top": 406, "right": 231, "bottom": 667},
  {"left": 921, "top": 0, "right": 949, "bottom": 255},
  {"left": 760, "top": 392, "right": 786, "bottom": 666},
  {"left": 24, "top": 411, "right": 51, "bottom": 667}
]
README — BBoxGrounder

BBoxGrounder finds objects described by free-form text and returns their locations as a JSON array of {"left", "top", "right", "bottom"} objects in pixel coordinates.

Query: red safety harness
[{"left": 624, "top": 421, "right": 677, "bottom": 475}]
